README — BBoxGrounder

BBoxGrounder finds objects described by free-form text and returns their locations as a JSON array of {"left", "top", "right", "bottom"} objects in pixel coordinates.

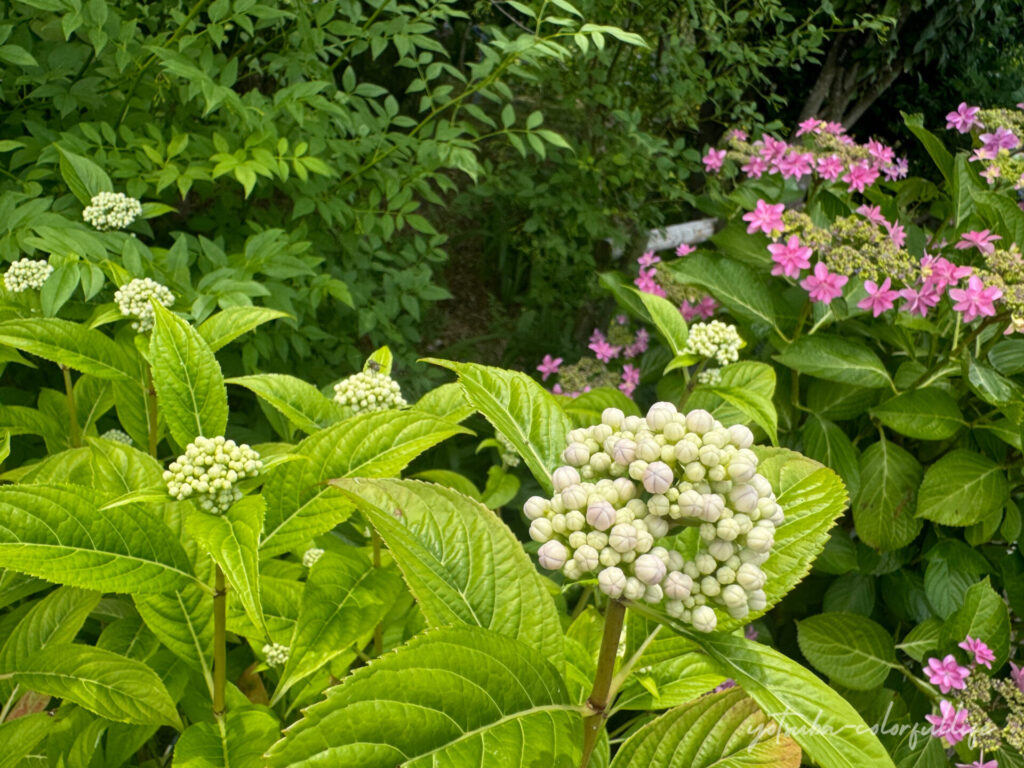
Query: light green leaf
[
  {"left": 854, "top": 440, "right": 923, "bottom": 551},
  {"left": 916, "top": 450, "right": 1009, "bottom": 526},
  {"left": 561, "top": 387, "right": 641, "bottom": 428},
  {"left": 134, "top": 584, "right": 214, "bottom": 686},
  {"left": 631, "top": 288, "right": 688, "bottom": 356},
  {"left": 774, "top": 335, "right": 890, "bottom": 388},
  {"left": 227, "top": 374, "right": 345, "bottom": 434},
  {"left": 272, "top": 549, "right": 403, "bottom": 703},
  {"left": 686, "top": 362, "right": 777, "bottom": 438},
  {"left": 266, "top": 626, "right": 580, "bottom": 767},
  {"left": 870, "top": 388, "right": 963, "bottom": 440},
  {"left": 801, "top": 415, "right": 860, "bottom": 502},
  {"left": 410, "top": 469, "right": 481, "bottom": 500},
  {"left": 332, "top": 478, "right": 565, "bottom": 667},
  {"left": 150, "top": 302, "right": 228, "bottom": 446},
  {"left": 940, "top": 578, "right": 1010, "bottom": 668},
  {"left": 173, "top": 708, "right": 279, "bottom": 767},
  {"left": 613, "top": 649, "right": 723, "bottom": 710},
  {"left": 0, "top": 713, "right": 52, "bottom": 768},
  {"left": 196, "top": 307, "right": 290, "bottom": 352},
  {"left": 13, "top": 644, "right": 180, "bottom": 727},
  {"left": 57, "top": 146, "right": 112, "bottom": 206},
  {"left": 0, "top": 318, "right": 137, "bottom": 381},
  {"left": 610, "top": 688, "right": 801, "bottom": 767},
  {"left": 425, "top": 359, "right": 569, "bottom": 493},
  {"left": 898, "top": 618, "right": 942, "bottom": 662},
  {"left": 796, "top": 612, "right": 895, "bottom": 690},
  {"left": 704, "top": 381, "right": 778, "bottom": 445},
  {"left": 806, "top": 379, "right": 879, "bottom": 421},
  {"left": 259, "top": 409, "right": 469, "bottom": 556},
  {"left": 0, "top": 484, "right": 196, "bottom": 593},
  {"left": 414, "top": 382, "right": 474, "bottom": 423},
  {"left": 362, "top": 345, "right": 394, "bottom": 376},
  {"left": 185, "top": 496, "right": 267, "bottom": 638}
]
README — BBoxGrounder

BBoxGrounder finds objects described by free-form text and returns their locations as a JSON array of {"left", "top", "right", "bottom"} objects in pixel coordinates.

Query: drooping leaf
[
  {"left": 774, "top": 334, "right": 890, "bottom": 388},
  {"left": 631, "top": 288, "right": 688, "bottom": 355},
  {"left": 332, "top": 478, "right": 565, "bottom": 667},
  {"left": 0, "top": 319, "right": 138, "bottom": 381},
  {"left": 196, "top": 307, "right": 290, "bottom": 352},
  {"left": 426, "top": 359, "right": 569, "bottom": 493},
  {"left": 134, "top": 583, "right": 214, "bottom": 686},
  {"left": 57, "top": 146, "right": 113, "bottom": 205},
  {"left": 227, "top": 374, "right": 345, "bottom": 434},
  {"left": 854, "top": 440, "right": 923, "bottom": 551},
  {"left": 173, "top": 708, "right": 280, "bottom": 768},
  {"left": 610, "top": 688, "right": 801, "bottom": 768},
  {"left": 259, "top": 410, "right": 469, "bottom": 556},
  {"left": 265, "top": 626, "right": 580, "bottom": 767},
  {"left": 0, "top": 485, "right": 197, "bottom": 593},
  {"left": 13, "top": 644, "right": 181, "bottom": 727},
  {"left": 916, "top": 450, "right": 1009, "bottom": 526},
  {"left": 796, "top": 612, "right": 895, "bottom": 690},
  {"left": 149, "top": 302, "right": 228, "bottom": 447},
  {"left": 870, "top": 388, "right": 963, "bottom": 440}
]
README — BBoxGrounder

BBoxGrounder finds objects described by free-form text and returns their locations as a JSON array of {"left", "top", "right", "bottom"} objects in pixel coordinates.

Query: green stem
[
  {"left": 146, "top": 367, "right": 159, "bottom": 458},
  {"left": 579, "top": 599, "right": 626, "bottom": 768},
  {"left": 372, "top": 529, "right": 383, "bottom": 657},
  {"left": 213, "top": 566, "right": 227, "bottom": 719},
  {"left": 61, "top": 365, "right": 81, "bottom": 448}
]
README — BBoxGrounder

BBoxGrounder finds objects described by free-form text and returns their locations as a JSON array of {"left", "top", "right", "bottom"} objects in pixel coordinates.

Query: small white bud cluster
[
  {"left": 496, "top": 431, "right": 521, "bottom": 468},
  {"left": 696, "top": 368, "right": 723, "bottom": 386},
  {"left": 262, "top": 643, "right": 289, "bottom": 667},
  {"left": 302, "top": 548, "right": 324, "bottom": 568},
  {"left": 526, "top": 403, "right": 783, "bottom": 633},
  {"left": 684, "top": 321, "right": 743, "bottom": 365},
  {"left": 332, "top": 370, "right": 407, "bottom": 413},
  {"left": 4, "top": 259, "right": 53, "bottom": 292},
  {"left": 163, "top": 436, "right": 262, "bottom": 514},
  {"left": 82, "top": 191, "right": 142, "bottom": 231},
  {"left": 114, "top": 278, "right": 174, "bottom": 332},
  {"left": 100, "top": 428, "right": 133, "bottom": 445}
]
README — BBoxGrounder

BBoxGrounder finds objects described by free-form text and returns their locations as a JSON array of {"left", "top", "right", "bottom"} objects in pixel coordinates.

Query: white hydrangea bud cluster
[
  {"left": 496, "top": 431, "right": 521, "bottom": 468},
  {"left": 163, "top": 436, "right": 262, "bottom": 514},
  {"left": 100, "top": 428, "right": 133, "bottom": 445},
  {"left": 262, "top": 643, "right": 289, "bottom": 667},
  {"left": 4, "top": 259, "right": 53, "bottom": 292},
  {"left": 525, "top": 403, "right": 783, "bottom": 633},
  {"left": 82, "top": 191, "right": 142, "bottom": 231},
  {"left": 332, "top": 370, "right": 406, "bottom": 413},
  {"left": 114, "top": 278, "right": 174, "bottom": 333},
  {"left": 683, "top": 321, "right": 743, "bottom": 365},
  {"left": 302, "top": 547, "right": 324, "bottom": 567},
  {"left": 696, "top": 368, "right": 723, "bottom": 386}
]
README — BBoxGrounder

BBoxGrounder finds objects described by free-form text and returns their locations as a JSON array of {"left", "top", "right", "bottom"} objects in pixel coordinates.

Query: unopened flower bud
[
  {"left": 701, "top": 576, "right": 721, "bottom": 597},
  {"left": 727, "top": 424, "right": 754, "bottom": 449},
  {"left": 645, "top": 402, "right": 676, "bottom": 431},
  {"left": 721, "top": 584, "right": 747, "bottom": 608},
  {"left": 685, "top": 409, "right": 715, "bottom": 434},
  {"left": 537, "top": 540, "right": 569, "bottom": 570},
  {"left": 636, "top": 438, "right": 661, "bottom": 463},
  {"left": 663, "top": 571, "right": 693, "bottom": 600},
  {"left": 698, "top": 445, "right": 721, "bottom": 467},
  {"left": 565, "top": 510, "right": 586, "bottom": 531},
  {"left": 599, "top": 546, "right": 622, "bottom": 566},
  {"left": 622, "top": 577, "right": 646, "bottom": 601},
  {"left": 748, "top": 590, "right": 767, "bottom": 612},
  {"left": 644, "top": 584, "right": 664, "bottom": 603},
  {"left": 642, "top": 461, "right": 674, "bottom": 494},
  {"left": 716, "top": 566, "right": 736, "bottom": 585},
  {"left": 736, "top": 563, "right": 766, "bottom": 590},
  {"left": 524, "top": 496, "right": 550, "bottom": 520},
  {"left": 552, "top": 465, "right": 580, "bottom": 491},
  {"left": 263, "top": 643, "right": 290, "bottom": 667},
  {"left": 302, "top": 548, "right": 324, "bottom": 568},
  {"left": 585, "top": 500, "right": 616, "bottom": 531},
  {"left": 683, "top": 462, "right": 706, "bottom": 483},
  {"left": 634, "top": 553, "right": 667, "bottom": 585},
  {"left": 598, "top": 566, "right": 626, "bottom": 598},
  {"left": 587, "top": 531, "right": 609, "bottom": 550},
  {"left": 692, "top": 605, "right": 717, "bottom": 633},
  {"left": 602, "top": 407, "right": 624, "bottom": 429},
  {"left": 529, "top": 518, "right": 553, "bottom": 542},
  {"left": 590, "top": 452, "right": 612, "bottom": 473},
  {"left": 568, "top": 531, "right": 587, "bottom": 549},
  {"left": 612, "top": 439, "right": 636, "bottom": 466},
  {"left": 645, "top": 516, "right": 669, "bottom": 538},
  {"left": 560, "top": 484, "right": 588, "bottom": 511},
  {"left": 609, "top": 523, "right": 638, "bottom": 553},
  {"left": 612, "top": 477, "right": 637, "bottom": 501},
  {"left": 708, "top": 539, "right": 734, "bottom": 562},
  {"left": 574, "top": 544, "right": 600, "bottom": 572},
  {"left": 746, "top": 526, "right": 774, "bottom": 553},
  {"left": 563, "top": 442, "right": 590, "bottom": 466}
]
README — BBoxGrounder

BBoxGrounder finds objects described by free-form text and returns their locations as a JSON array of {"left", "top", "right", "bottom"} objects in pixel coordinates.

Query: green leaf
[
  {"left": 989, "top": 339, "right": 1024, "bottom": 376},
  {"left": 173, "top": 709, "right": 280, "bottom": 768},
  {"left": 0, "top": 484, "right": 196, "bottom": 593},
  {"left": 704, "top": 380, "right": 778, "bottom": 445},
  {"left": 902, "top": 113, "right": 953, "bottom": 185},
  {"left": 613, "top": 648, "right": 723, "bottom": 710},
  {"left": 631, "top": 288, "right": 688, "bottom": 356},
  {"left": 150, "top": 303, "right": 228, "bottom": 446},
  {"left": 916, "top": 450, "right": 1009, "bottom": 526},
  {"left": 666, "top": 253, "right": 786, "bottom": 335},
  {"left": 0, "top": 319, "right": 137, "bottom": 381},
  {"left": 853, "top": 440, "right": 923, "bottom": 551},
  {"left": 599, "top": 271, "right": 648, "bottom": 318},
  {"left": 332, "top": 478, "right": 565, "bottom": 667},
  {"left": 13, "top": 644, "right": 180, "bottom": 727},
  {"left": 0, "top": 713, "right": 52, "bottom": 768},
  {"left": 259, "top": 410, "right": 469, "bottom": 557},
  {"left": 39, "top": 263, "right": 80, "bottom": 317},
  {"left": 897, "top": 618, "right": 943, "bottom": 663},
  {"left": 266, "top": 626, "right": 580, "bottom": 767},
  {"left": 57, "top": 146, "right": 112, "bottom": 206},
  {"left": 686, "top": 362, "right": 776, "bottom": 436},
  {"left": 414, "top": 382, "right": 474, "bottom": 423},
  {"left": 134, "top": 583, "right": 213, "bottom": 685},
  {"left": 561, "top": 387, "right": 640, "bottom": 428},
  {"left": 796, "top": 612, "right": 895, "bottom": 690},
  {"left": 185, "top": 496, "right": 267, "bottom": 638},
  {"left": 774, "top": 335, "right": 891, "bottom": 388},
  {"left": 227, "top": 374, "right": 345, "bottom": 434},
  {"left": 923, "top": 539, "right": 989, "bottom": 620},
  {"left": 940, "top": 578, "right": 1010, "bottom": 668},
  {"left": 801, "top": 415, "right": 860, "bottom": 502},
  {"left": 610, "top": 688, "right": 801, "bottom": 767},
  {"left": 870, "top": 388, "right": 963, "bottom": 440},
  {"left": 806, "top": 380, "right": 879, "bottom": 421},
  {"left": 272, "top": 549, "right": 403, "bottom": 703},
  {"left": 426, "top": 359, "right": 569, "bottom": 493},
  {"left": 363, "top": 345, "right": 393, "bottom": 376},
  {"left": 196, "top": 307, "right": 290, "bottom": 352}
]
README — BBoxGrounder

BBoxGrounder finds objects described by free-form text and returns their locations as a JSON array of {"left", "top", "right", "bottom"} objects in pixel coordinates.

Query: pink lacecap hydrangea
[
  {"left": 801, "top": 262, "right": 848, "bottom": 303},
  {"left": 925, "top": 700, "right": 971, "bottom": 745},
  {"left": 924, "top": 655, "right": 970, "bottom": 694},
  {"left": 958, "top": 635, "right": 995, "bottom": 669},
  {"left": 980, "top": 126, "right": 1019, "bottom": 152},
  {"left": 619, "top": 364, "right": 639, "bottom": 396},
  {"left": 589, "top": 338, "right": 621, "bottom": 363},
  {"left": 703, "top": 148, "right": 727, "bottom": 172},
  {"left": 955, "top": 759, "right": 997, "bottom": 768},
  {"left": 816, "top": 154, "right": 843, "bottom": 180},
  {"left": 637, "top": 250, "right": 661, "bottom": 267},
  {"left": 777, "top": 151, "right": 814, "bottom": 180},
  {"left": 768, "top": 235, "right": 812, "bottom": 278},
  {"left": 536, "top": 354, "right": 562, "bottom": 381},
  {"left": 795, "top": 117, "right": 823, "bottom": 137},
  {"left": 946, "top": 102, "right": 981, "bottom": 133},
  {"left": 742, "top": 155, "right": 769, "bottom": 178},
  {"left": 899, "top": 285, "right": 941, "bottom": 317},
  {"left": 843, "top": 161, "right": 879, "bottom": 193},
  {"left": 867, "top": 138, "right": 895, "bottom": 165},
  {"left": 675, "top": 243, "right": 696, "bottom": 257},
  {"left": 949, "top": 275, "right": 1003, "bottom": 322},
  {"left": 742, "top": 199, "right": 786, "bottom": 236},
  {"left": 634, "top": 267, "right": 666, "bottom": 297},
  {"left": 858, "top": 277, "right": 900, "bottom": 317},
  {"left": 856, "top": 204, "right": 887, "bottom": 225},
  {"left": 956, "top": 229, "right": 1002, "bottom": 254},
  {"left": 885, "top": 221, "right": 906, "bottom": 248},
  {"left": 921, "top": 254, "right": 971, "bottom": 293}
]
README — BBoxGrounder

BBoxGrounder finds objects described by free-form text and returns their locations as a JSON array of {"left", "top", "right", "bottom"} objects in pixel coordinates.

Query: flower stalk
[
  {"left": 580, "top": 599, "right": 626, "bottom": 768},
  {"left": 213, "top": 565, "right": 227, "bottom": 718}
]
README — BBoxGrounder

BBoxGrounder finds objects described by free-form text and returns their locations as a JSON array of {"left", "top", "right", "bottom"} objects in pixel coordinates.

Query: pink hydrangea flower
[
  {"left": 759, "top": 135, "right": 788, "bottom": 163},
  {"left": 589, "top": 328, "right": 606, "bottom": 345},
  {"left": 926, "top": 700, "right": 971, "bottom": 745},
  {"left": 679, "top": 301, "right": 699, "bottom": 322},
  {"left": 959, "top": 636, "right": 995, "bottom": 669},
  {"left": 768, "top": 235, "right": 812, "bottom": 278},
  {"left": 703, "top": 148, "right": 727, "bottom": 172},
  {"left": 925, "top": 655, "right": 971, "bottom": 693},
  {"left": 795, "top": 117, "right": 823, "bottom": 136},
  {"left": 675, "top": 243, "right": 696, "bottom": 257},
  {"left": 885, "top": 221, "right": 906, "bottom": 248},
  {"left": 899, "top": 286, "right": 941, "bottom": 317},
  {"left": 589, "top": 339, "right": 622, "bottom": 363},
  {"left": 843, "top": 161, "right": 879, "bottom": 193},
  {"left": 970, "top": 147, "right": 995, "bottom": 164},
  {"left": 823, "top": 121, "right": 845, "bottom": 135},
  {"left": 634, "top": 267, "right": 666, "bottom": 297},
  {"left": 956, "top": 229, "right": 1002, "bottom": 254},
  {"left": 816, "top": 154, "right": 844, "bottom": 180},
  {"left": 624, "top": 328, "right": 649, "bottom": 358},
  {"left": 615, "top": 314, "right": 628, "bottom": 325},
  {"left": 980, "top": 126, "right": 1019, "bottom": 152},
  {"left": 867, "top": 139, "right": 895, "bottom": 165},
  {"left": 801, "top": 262, "right": 848, "bottom": 303},
  {"left": 619, "top": 364, "right": 639, "bottom": 396},
  {"left": 921, "top": 254, "right": 972, "bottom": 292},
  {"left": 742, "top": 199, "right": 786, "bottom": 236},
  {"left": 696, "top": 295, "right": 718, "bottom": 319},
  {"left": 982, "top": 165, "right": 1002, "bottom": 184},
  {"left": 637, "top": 250, "right": 661, "bottom": 267},
  {"left": 778, "top": 151, "right": 815, "bottom": 179},
  {"left": 950, "top": 275, "right": 1003, "bottom": 322},
  {"left": 536, "top": 354, "right": 562, "bottom": 381},
  {"left": 1011, "top": 662, "right": 1024, "bottom": 693},
  {"left": 946, "top": 102, "right": 981, "bottom": 133},
  {"left": 955, "top": 760, "right": 997, "bottom": 768},
  {"left": 728, "top": 129, "right": 748, "bottom": 141},
  {"left": 858, "top": 278, "right": 900, "bottom": 316},
  {"left": 741, "top": 154, "right": 769, "bottom": 178},
  {"left": 887, "top": 157, "right": 909, "bottom": 180},
  {"left": 856, "top": 204, "right": 887, "bottom": 225}
]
